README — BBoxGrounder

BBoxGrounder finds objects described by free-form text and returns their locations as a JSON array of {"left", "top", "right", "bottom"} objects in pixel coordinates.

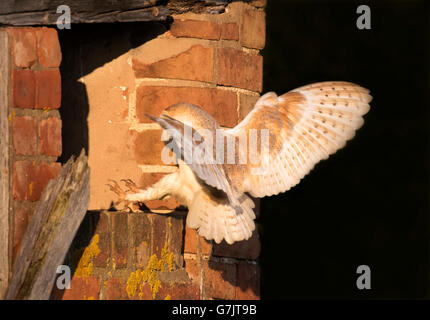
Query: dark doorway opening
[{"left": 260, "top": 0, "right": 429, "bottom": 299}]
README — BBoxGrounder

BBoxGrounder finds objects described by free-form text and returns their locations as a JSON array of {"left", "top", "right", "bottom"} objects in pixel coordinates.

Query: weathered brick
[
  {"left": 36, "top": 69, "right": 61, "bottom": 109},
  {"left": 184, "top": 226, "right": 212, "bottom": 255},
  {"left": 13, "top": 116, "right": 37, "bottom": 155},
  {"left": 36, "top": 27, "right": 62, "bottom": 68},
  {"left": 133, "top": 45, "right": 214, "bottom": 83},
  {"left": 212, "top": 229, "right": 260, "bottom": 260},
  {"left": 150, "top": 214, "right": 167, "bottom": 257},
  {"left": 203, "top": 260, "right": 236, "bottom": 299},
  {"left": 13, "top": 161, "right": 61, "bottom": 201},
  {"left": 239, "top": 93, "right": 260, "bottom": 121},
  {"left": 136, "top": 86, "right": 238, "bottom": 127},
  {"left": 157, "top": 283, "right": 200, "bottom": 300},
  {"left": 61, "top": 276, "right": 101, "bottom": 300},
  {"left": 13, "top": 69, "right": 35, "bottom": 108},
  {"left": 92, "top": 212, "right": 111, "bottom": 268},
  {"left": 185, "top": 258, "right": 200, "bottom": 283},
  {"left": 129, "top": 212, "right": 151, "bottom": 268},
  {"left": 138, "top": 173, "right": 182, "bottom": 210},
  {"left": 106, "top": 277, "right": 128, "bottom": 300},
  {"left": 134, "top": 129, "right": 175, "bottom": 166},
  {"left": 111, "top": 211, "right": 128, "bottom": 268},
  {"left": 13, "top": 205, "right": 31, "bottom": 261},
  {"left": 236, "top": 263, "right": 260, "bottom": 300},
  {"left": 38, "top": 117, "right": 62, "bottom": 156},
  {"left": 9, "top": 28, "right": 37, "bottom": 68},
  {"left": 217, "top": 48, "right": 263, "bottom": 92},
  {"left": 220, "top": 23, "right": 239, "bottom": 40},
  {"left": 170, "top": 20, "right": 220, "bottom": 40},
  {"left": 166, "top": 215, "right": 185, "bottom": 269},
  {"left": 241, "top": 8, "right": 266, "bottom": 50},
  {"left": 250, "top": 0, "right": 267, "bottom": 8}
]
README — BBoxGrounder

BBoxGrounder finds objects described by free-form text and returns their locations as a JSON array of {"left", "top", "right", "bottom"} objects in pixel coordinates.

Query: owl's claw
[
  {"left": 120, "top": 179, "right": 140, "bottom": 193},
  {"left": 107, "top": 179, "right": 126, "bottom": 206}
]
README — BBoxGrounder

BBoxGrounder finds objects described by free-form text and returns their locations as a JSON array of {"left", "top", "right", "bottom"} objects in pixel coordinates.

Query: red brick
[
  {"left": 166, "top": 215, "right": 185, "bottom": 269},
  {"left": 239, "top": 93, "right": 259, "bottom": 121},
  {"left": 150, "top": 214, "right": 167, "bottom": 257},
  {"left": 13, "top": 161, "right": 61, "bottom": 201},
  {"left": 220, "top": 23, "right": 239, "bottom": 40},
  {"left": 250, "top": 0, "right": 267, "bottom": 8},
  {"left": 212, "top": 229, "right": 260, "bottom": 260},
  {"left": 203, "top": 260, "right": 236, "bottom": 299},
  {"left": 106, "top": 277, "right": 128, "bottom": 300},
  {"left": 92, "top": 212, "right": 111, "bottom": 268},
  {"left": 217, "top": 48, "right": 263, "bottom": 92},
  {"left": 241, "top": 9, "right": 266, "bottom": 50},
  {"left": 236, "top": 263, "right": 260, "bottom": 300},
  {"left": 136, "top": 86, "right": 238, "bottom": 127},
  {"left": 170, "top": 20, "right": 220, "bottom": 40},
  {"left": 13, "top": 205, "right": 31, "bottom": 261},
  {"left": 35, "top": 69, "right": 61, "bottom": 109},
  {"left": 185, "top": 258, "right": 200, "bottom": 283},
  {"left": 137, "top": 173, "right": 181, "bottom": 210},
  {"left": 184, "top": 226, "right": 212, "bottom": 255},
  {"left": 13, "top": 69, "right": 35, "bottom": 108},
  {"left": 38, "top": 117, "right": 62, "bottom": 156},
  {"left": 112, "top": 211, "right": 128, "bottom": 268},
  {"left": 61, "top": 276, "right": 101, "bottom": 300},
  {"left": 132, "top": 45, "right": 214, "bottom": 83},
  {"left": 128, "top": 212, "right": 151, "bottom": 268},
  {"left": 157, "top": 283, "right": 200, "bottom": 300},
  {"left": 134, "top": 129, "right": 175, "bottom": 166},
  {"left": 10, "top": 28, "right": 37, "bottom": 67},
  {"left": 36, "top": 27, "right": 62, "bottom": 68},
  {"left": 12, "top": 116, "right": 37, "bottom": 155}
]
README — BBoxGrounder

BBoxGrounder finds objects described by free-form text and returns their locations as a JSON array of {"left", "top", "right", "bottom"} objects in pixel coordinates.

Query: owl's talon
[
  {"left": 107, "top": 179, "right": 126, "bottom": 205},
  {"left": 121, "top": 179, "right": 140, "bottom": 193}
]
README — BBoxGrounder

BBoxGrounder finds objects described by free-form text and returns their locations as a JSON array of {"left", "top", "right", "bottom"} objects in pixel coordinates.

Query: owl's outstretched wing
[
  {"left": 226, "top": 81, "right": 372, "bottom": 197},
  {"left": 146, "top": 114, "right": 243, "bottom": 210}
]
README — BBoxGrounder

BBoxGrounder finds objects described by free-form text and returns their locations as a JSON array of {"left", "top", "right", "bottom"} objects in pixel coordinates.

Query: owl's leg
[{"left": 123, "top": 172, "right": 179, "bottom": 202}]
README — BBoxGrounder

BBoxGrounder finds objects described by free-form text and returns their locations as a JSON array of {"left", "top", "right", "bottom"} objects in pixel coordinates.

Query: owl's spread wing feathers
[
  {"left": 146, "top": 114, "right": 243, "bottom": 210},
  {"left": 227, "top": 81, "right": 372, "bottom": 197},
  {"left": 187, "top": 189, "right": 256, "bottom": 244}
]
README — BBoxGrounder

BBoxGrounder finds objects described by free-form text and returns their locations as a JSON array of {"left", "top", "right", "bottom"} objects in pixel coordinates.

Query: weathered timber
[
  {"left": 0, "top": 0, "right": 236, "bottom": 26},
  {"left": 5, "top": 150, "right": 90, "bottom": 300},
  {"left": 0, "top": 29, "right": 10, "bottom": 299}
]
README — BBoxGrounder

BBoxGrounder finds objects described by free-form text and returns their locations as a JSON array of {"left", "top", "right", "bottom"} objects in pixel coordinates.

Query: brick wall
[
  {"left": 4, "top": 27, "right": 63, "bottom": 263},
  {"left": 4, "top": 0, "right": 265, "bottom": 300}
]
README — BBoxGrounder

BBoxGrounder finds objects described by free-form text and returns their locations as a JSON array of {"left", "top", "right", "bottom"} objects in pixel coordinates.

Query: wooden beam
[
  {"left": 0, "top": 0, "right": 169, "bottom": 26},
  {"left": 0, "top": 29, "right": 10, "bottom": 299},
  {"left": 0, "top": 0, "right": 236, "bottom": 26},
  {"left": 5, "top": 150, "right": 90, "bottom": 300}
]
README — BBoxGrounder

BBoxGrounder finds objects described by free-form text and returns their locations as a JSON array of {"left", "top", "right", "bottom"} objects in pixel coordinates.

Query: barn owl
[{"left": 108, "top": 81, "right": 371, "bottom": 244}]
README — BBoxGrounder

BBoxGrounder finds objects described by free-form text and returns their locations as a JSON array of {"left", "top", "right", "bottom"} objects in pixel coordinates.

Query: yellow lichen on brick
[
  {"left": 73, "top": 234, "right": 101, "bottom": 278},
  {"left": 126, "top": 241, "right": 175, "bottom": 300}
]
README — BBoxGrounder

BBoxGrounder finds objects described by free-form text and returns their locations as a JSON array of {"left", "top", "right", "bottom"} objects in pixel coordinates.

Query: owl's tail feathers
[{"left": 186, "top": 191, "right": 256, "bottom": 245}]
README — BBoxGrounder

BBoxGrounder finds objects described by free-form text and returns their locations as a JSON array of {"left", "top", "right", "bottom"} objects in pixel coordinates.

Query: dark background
[{"left": 260, "top": 0, "right": 429, "bottom": 299}]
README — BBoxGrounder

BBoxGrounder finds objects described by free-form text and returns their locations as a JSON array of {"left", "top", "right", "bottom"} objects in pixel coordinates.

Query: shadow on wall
[{"left": 57, "top": 21, "right": 170, "bottom": 164}]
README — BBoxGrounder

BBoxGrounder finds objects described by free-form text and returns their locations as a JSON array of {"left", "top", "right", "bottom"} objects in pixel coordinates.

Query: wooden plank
[
  {"left": 0, "top": 0, "right": 168, "bottom": 25},
  {"left": 0, "top": 29, "right": 10, "bottom": 299},
  {"left": 5, "top": 150, "right": 90, "bottom": 300},
  {"left": 0, "top": 0, "right": 234, "bottom": 26}
]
